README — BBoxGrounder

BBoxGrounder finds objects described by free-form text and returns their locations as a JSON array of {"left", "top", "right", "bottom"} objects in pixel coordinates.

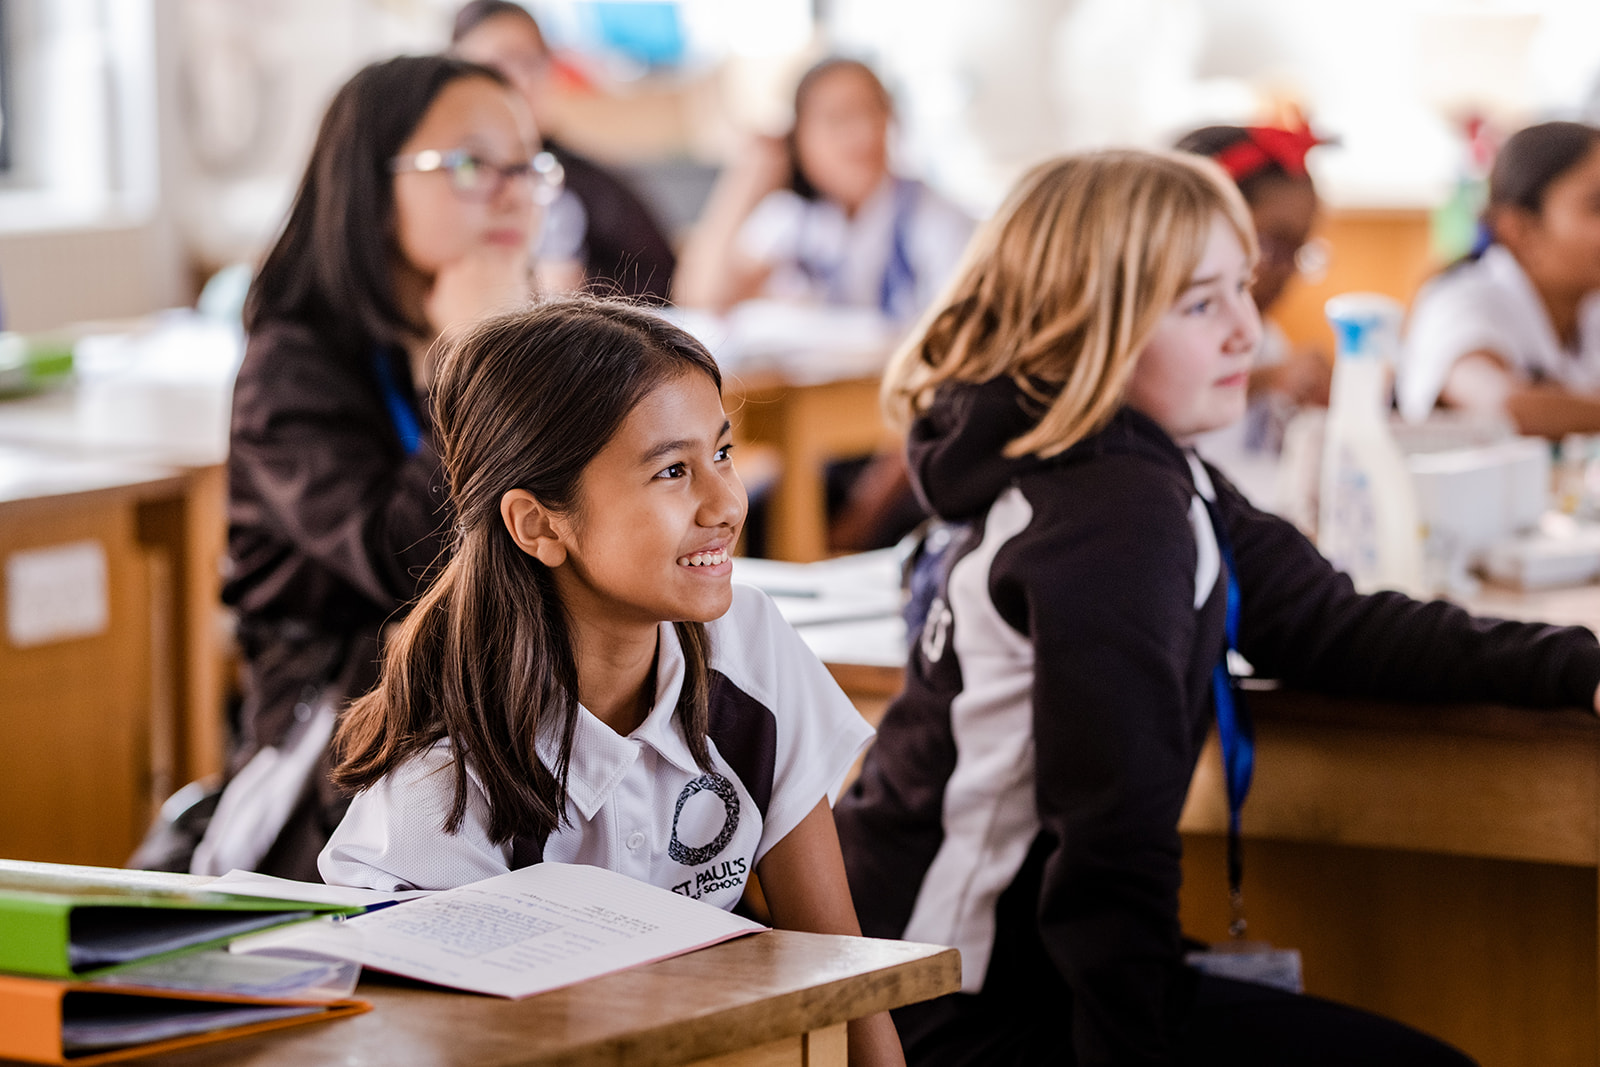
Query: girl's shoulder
[
  {"left": 237, "top": 317, "right": 373, "bottom": 390},
  {"left": 1019, "top": 416, "right": 1199, "bottom": 523},
  {"left": 904, "top": 178, "right": 977, "bottom": 232},
  {"left": 1412, "top": 246, "right": 1524, "bottom": 315},
  {"left": 704, "top": 583, "right": 857, "bottom": 720},
  {"left": 705, "top": 583, "right": 798, "bottom": 674}
]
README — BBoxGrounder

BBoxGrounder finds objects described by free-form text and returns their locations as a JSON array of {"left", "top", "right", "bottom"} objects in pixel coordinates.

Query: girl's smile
[{"left": 678, "top": 545, "right": 733, "bottom": 570}]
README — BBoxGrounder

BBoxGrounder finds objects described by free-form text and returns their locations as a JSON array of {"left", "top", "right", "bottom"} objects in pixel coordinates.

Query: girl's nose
[{"left": 701, "top": 466, "right": 748, "bottom": 529}]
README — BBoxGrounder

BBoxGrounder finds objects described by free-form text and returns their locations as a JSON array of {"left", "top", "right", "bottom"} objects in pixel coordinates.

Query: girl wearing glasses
[
  {"left": 1399, "top": 121, "right": 1600, "bottom": 437},
  {"left": 450, "top": 0, "right": 679, "bottom": 301},
  {"left": 203, "top": 55, "right": 542, "bottom": 880}
]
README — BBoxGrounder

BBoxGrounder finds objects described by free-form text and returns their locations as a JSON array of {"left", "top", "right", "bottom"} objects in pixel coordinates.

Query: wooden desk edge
[
  {"left": 156, "top": 933, "right": 960, "bottom": 1067},
  {"left": 581, "top": 934, "right": 961, "bottom": 1064}
]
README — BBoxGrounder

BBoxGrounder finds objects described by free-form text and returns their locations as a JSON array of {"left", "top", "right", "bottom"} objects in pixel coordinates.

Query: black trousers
[{"left": 895, "top": 975, "right": 1478, "bottom": 1067}]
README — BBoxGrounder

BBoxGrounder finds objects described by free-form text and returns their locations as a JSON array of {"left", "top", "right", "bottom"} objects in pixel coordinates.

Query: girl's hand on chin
[{"left": 425, "top": 245, "right": 533, "bottom": 338}]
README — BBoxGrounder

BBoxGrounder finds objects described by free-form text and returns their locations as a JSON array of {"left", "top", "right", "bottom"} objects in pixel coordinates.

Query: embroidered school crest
[{"left": 668, "top": 772, "right": 740, "bottom": 866}]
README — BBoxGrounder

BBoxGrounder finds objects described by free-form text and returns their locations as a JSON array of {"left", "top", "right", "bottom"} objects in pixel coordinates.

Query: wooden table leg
[
  {"left": 733, "top": 378, "right": 888, "bottom": 563},
  {"left": 136, "top": 464, "right": 227, "bottom": 788}
]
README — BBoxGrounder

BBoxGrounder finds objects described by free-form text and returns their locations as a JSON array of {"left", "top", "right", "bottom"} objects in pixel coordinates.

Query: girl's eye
[
  {"left": 655, "top": 462, "right": 688, "bottom": 480},
  {"left": 715, "top": 443, "right": 734, "bottom": 462},
  {"left": 1186, "top": 298, "right": 1213, "bottom": 316}
]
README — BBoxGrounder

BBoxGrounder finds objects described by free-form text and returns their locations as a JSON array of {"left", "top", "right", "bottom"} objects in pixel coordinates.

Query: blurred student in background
[
  {"left": 676, "top": 57, "right": 975, "bottom": 553},
  {"left": 199, "top": 55, "right": 543, "bottom": 880},
  {"left": 675, "top": 57, "right": 974, "bottom": 319},
  {"left": 452, "top": 0, "right": 678, "bottom": 300},
  {"left": 1399, "top": 120, "right": 1600, "bottom": 437},
  {"left": 1176, "top": 123, "right": 1332, "bottom": 454}
]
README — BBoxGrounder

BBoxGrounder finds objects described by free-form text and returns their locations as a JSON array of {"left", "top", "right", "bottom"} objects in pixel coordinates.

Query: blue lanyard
[
  {"left": 1201, "top": 490, "right": 1254, "bottom": 938},
  {"left": 877, "top": 179, "right": 919, "bottom": 319},
  {"left": 372, "top": 347, "right": 422, "bottom": 457}
]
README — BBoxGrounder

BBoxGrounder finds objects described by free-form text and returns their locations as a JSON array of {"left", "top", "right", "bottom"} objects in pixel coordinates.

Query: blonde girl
[{"left": 835, "top": 150, "right": 1595, "bottom": 1065}]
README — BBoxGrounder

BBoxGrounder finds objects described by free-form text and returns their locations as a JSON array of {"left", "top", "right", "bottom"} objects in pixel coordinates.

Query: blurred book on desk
[{"left": 0, "top": 860, "right": 359, "bottom": 980}]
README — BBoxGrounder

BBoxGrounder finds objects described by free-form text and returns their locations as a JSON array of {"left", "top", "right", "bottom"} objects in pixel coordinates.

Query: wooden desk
[
  {"left": 0, "top": 326, "right": 235, "bottom": 795},
  {"left": 149, "top": 931, "right": 960, "bottom": 1067},
  {"left": 726, "top": 372, "right": 889, "bottom": 563},
  {"left": 0, "top": 448, "right": 190, "bottom": 865},
  {"left": 792, "top": 568, "right": 1600, "bottom": 1067}
]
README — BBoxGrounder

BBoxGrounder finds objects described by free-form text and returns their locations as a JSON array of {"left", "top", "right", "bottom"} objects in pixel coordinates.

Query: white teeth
[{"left": 678, "top": 548, "right": 729, "bottom": 568}]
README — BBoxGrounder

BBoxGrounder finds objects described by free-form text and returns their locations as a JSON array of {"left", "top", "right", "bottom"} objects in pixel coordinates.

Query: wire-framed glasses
[{"left": 390, "top": 148, "right": 565, "bottom": 205}]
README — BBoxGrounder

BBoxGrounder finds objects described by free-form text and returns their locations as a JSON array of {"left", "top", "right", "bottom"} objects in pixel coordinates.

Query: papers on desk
[
  {"left": 205, "top": 869, "right": 424, "bottom": 909},
  {"left": 232, "top": 863, "right": 765, "bottom": 999},
  {"left": 734, "top": 550, "right": 903, "bottom": 627}
]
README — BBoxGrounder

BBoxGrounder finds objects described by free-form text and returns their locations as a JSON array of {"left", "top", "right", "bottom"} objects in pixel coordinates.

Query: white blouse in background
[
  {"left": 737, "top": 175, "right": 975, "bottom": 319},
  {"left": 1398, "top": 243, "right": 1600, "bottom": 421}
]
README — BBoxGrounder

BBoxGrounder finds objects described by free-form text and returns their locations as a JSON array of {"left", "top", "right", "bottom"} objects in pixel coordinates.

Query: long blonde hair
[{"left": 884, "top": 149, "right": 1257, "bottom": 457}]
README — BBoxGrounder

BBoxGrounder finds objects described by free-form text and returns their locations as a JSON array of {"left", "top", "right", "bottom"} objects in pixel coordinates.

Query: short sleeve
[
  {"left": 906, "top": 186, "right": 977, "bottom": 308},
  {"left": 711, "top": 585, "right": 875, "bottom": 864},
  {"left": 318, "top": 743, "right": 511, "bottom": 891},
  {"left": 736, "top": 190, "right": 807, "bottom": 268},
  {"left": 1398, "top": 268, "right": 1522, "bottom": 421}
]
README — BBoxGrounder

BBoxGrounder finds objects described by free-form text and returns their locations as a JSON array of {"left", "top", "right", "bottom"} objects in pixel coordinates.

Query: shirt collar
[{"left": 531, "top": 623, "right": 703, "bottom": 821}]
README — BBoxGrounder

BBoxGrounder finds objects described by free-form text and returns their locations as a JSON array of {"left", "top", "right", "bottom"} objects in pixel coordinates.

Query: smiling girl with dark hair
[{"left": 320, "top": 298, "right": 903, "bottom": 1067}]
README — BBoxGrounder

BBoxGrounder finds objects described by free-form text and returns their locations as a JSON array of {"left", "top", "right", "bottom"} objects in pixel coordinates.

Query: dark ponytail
[{"left": 333, "top": 298, "right": 723, "bottom": 844}]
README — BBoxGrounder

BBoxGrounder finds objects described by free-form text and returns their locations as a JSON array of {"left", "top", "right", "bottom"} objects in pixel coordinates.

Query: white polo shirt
[
  {"left": 738, "top": 175, "right": 975, "bottom": 319},
  {"left": 1398, "top": 243, "right": 1600, "bottom": 421},
  {"left": 319, "top": 584, "right": 875, "bottom": 910}
]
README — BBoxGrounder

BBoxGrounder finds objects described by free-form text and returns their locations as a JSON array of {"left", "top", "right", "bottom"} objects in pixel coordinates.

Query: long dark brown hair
[
  {"left": 333, "top": 298, "right": 723, "bottom": 843},
  {"left": 244, "top": 55, "right": 511, "bottom": 356}
]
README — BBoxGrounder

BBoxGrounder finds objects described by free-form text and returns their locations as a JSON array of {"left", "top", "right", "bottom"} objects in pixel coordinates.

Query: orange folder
[{"left": 0, "top": 972, "right": 368, "bottom": 1065}]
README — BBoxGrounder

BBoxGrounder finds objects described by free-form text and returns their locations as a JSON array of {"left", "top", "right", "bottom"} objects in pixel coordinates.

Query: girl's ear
[
  {"left": 1489, "top": 203, "right": 1536, "bottom": 255},
  {"left": 500, "top": 489, "right": 568, "bottom": 567}
]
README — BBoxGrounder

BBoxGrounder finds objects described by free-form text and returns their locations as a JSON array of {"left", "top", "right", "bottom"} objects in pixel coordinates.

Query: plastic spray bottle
[{"left": 1317, "top": 294, "right": 1425, "bottom": 595}]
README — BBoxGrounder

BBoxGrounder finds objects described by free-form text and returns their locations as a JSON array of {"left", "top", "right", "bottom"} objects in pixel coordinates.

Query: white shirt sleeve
[
  {"left": 736, "top": 190, "right": 808, "bottom": 268},
  {"left": 318, "top": 743, "right": 511, "bottom": 891},
  {"left": 906, "top": 185, "right": 977, "bottom": 311},
  {"left": 1398, "top": 260, "right": 1525, "bottom": 422},
  {"left": 712, "top": 585, "right": 876, "bottom": 864}
]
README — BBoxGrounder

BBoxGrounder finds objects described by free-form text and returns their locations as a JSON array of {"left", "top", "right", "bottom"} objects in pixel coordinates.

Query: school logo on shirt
[{"left": 668, "top": 772, "right": 740, "bottom": 866}]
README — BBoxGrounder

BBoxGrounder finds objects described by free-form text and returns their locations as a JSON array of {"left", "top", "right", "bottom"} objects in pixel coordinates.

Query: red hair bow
[{"left": 1212, "top": 124, "right": 1324, "bottom": 182}]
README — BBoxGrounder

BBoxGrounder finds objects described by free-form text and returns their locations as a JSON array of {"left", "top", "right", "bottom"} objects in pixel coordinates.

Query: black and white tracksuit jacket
[{"left": 835, "top": 375, "right": 1600, "bottom": 1065}]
